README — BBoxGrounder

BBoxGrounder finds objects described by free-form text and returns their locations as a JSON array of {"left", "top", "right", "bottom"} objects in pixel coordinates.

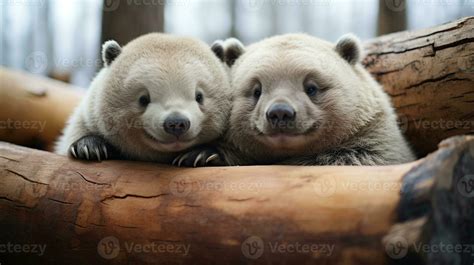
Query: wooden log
[
  {"left": 0, "top": 135, "right": 472, "bottom": 264},
  {"left": 0, "top": 67, "right": 83, "bottom": 151},
  {"left": 363, "top": 16, "right": 474, "bottom": 157},
  {"left": 0, "top": 18, "right": 473, "bottom": 156}
]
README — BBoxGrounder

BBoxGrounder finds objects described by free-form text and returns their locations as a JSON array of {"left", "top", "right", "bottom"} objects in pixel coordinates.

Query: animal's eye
[
  {"left": 195, "top": 91, "right": 204, "bottom": 104},
  {"left": 253, "top": 81, "right": 262, "bottom": 100},
  {"left": 139, "top": 95, "right": 150, "bottom": 107},
  {"left": 304, "top": 82, "right": 319, "bottom": 97}
]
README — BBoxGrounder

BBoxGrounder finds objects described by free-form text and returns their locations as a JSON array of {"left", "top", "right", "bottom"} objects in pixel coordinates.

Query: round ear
[
  {"left": 101, "top": 40, "right": 122, "bottom": 67},
  {"left": 223, "top": 38, "right": 245, "bottom": 67},
  {"left": 211, "top": 38, "right": 245, "bottom": 67},
  {"left": 335, "top": 34, "right": 363, "bottom": 65},
  {"left": 211, "top": 40, "right": 225, "bottom": 62}
]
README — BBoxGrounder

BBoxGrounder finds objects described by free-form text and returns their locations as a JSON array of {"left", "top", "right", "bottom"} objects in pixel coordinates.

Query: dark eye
[
  {"left": 139, "top": 95, "right": 150, "bottom": 107},
  {"left": 253, "top": 82, "right": 262, "bottom": 100},
  {"left": 304, "top": 82, "right": 319, "bottom": 97},
  {"left": 195, "top": 91, "right": 204, "bottom": 104}
]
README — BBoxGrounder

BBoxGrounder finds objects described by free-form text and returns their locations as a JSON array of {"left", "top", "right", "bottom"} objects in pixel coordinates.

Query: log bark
[
  {"left": 0, "top": 135, "right": 473, "bottom": 265},
  {"left": 0, "top": 67, "right": 83, "bottom": 151},
  {"left": 363, "top": 16, "right": 474, "bottom": 157}
]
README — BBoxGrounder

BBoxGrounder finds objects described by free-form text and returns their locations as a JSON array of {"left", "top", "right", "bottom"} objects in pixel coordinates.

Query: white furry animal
[
  {"left": 55, "top": 33, "right": 231, "bottom": 163},
  {"left": 175, "top": 34, "right": 415, "bottom": 166}
]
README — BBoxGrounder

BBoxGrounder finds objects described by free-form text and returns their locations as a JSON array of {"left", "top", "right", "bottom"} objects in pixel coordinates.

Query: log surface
[
  {"left": 1, "top": 135, "right": 473, "bottom": 265},
  {"left": 0, "top": 141, "right": 410, "bottom": 265},
  {"left": 363, "top": 16, "right": 474, "bottom": 157}
]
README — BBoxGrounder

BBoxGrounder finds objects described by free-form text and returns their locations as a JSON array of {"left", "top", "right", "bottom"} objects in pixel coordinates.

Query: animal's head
[
  {"left": 97, "top": 34, "right": 231, "bottom": 156},
  {"left": 217, "top": 34, "right": 377, "bottom": 157}
]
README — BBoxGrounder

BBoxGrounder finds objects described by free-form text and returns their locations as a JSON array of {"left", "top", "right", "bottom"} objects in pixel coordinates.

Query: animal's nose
[
  {"left": 163, "top": 115, "right": 190, "bottom": 137},
  {"left": 266, "top": 103, "right": 296, "bottom": 123}
]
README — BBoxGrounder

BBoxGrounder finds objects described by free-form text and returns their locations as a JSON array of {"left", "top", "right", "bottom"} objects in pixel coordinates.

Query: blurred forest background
[{"left": 1, "top": 0, "right": 473, "bottom": 87}]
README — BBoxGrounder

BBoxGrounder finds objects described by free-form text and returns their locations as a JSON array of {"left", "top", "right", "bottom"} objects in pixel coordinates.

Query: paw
[
  {"left": 172, "top": 147, "right": 222, "bottom": 167},
  {"left": 69, "top": 135, "right": 112, "bottom": 162}
]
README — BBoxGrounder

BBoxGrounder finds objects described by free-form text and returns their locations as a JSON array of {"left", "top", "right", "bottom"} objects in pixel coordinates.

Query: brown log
[
  {"left": 0, "top": 67, "right": 83, "bottom": 151},
  {"left": 0, "top": 135, "right": 473, "bottom": 264},
  {"left": 363, "top": 16, "right": 474, "bottom": 157},
  {"left": 0, "top": 18, "right": 473, "bottom": 156}
]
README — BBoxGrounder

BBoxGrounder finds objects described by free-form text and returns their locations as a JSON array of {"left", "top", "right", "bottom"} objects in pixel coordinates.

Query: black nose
[
  {"left": 163, "top": 115, "right": 190, "bottom": 137},
  {"left": 266, "top": 103, "right": 296, "bottom": 123}
]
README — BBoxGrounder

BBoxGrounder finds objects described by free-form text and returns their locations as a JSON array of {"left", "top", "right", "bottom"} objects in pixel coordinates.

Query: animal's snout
[
  {"left": 163, "top": 114, "right": 190, "bottom": 137},
  {"left": 266, "top": 103, "right": 296, "bottom": 124}
]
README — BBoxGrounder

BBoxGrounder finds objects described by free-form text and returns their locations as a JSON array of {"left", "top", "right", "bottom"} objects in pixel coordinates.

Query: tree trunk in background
[
  {"left": 377, "top": 0, "right": 407, "bottom": 35},
  {"left": 101, "top": 0, "right": 164, "bottom": 47}
]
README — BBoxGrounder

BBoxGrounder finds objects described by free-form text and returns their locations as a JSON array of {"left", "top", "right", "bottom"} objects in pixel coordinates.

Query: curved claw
[
  {"left": 172, "top": 154, "right": 182, "bottom": 166},
  {"left": 94, "top": 147, "right": 101, "bottom": 162},
  {"left": 177, "top": 153, "right": 190, "bottom": 167},
  {"left": 193, "top": 152, "right": 205, "bottom": 168},
  {"left": 70, "top": 146, "right": 77, "bottom": 158},
  {"left": 102, "top": 145, "right": 108, "bottom": 160},
  {"left": 205, "top": 153, "right": 219, "bottom": 164},
  {"left": 83, "top": 146, "right": 90, "bottom": 160}
]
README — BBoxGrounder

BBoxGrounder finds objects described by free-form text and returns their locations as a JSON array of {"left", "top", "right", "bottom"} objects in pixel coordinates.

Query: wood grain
[
  {"left": 0, "top": 135, "right": 473, "bottom": 264},
  {"left": 364, "top": 16, "right": 474, "bottom": 157}
]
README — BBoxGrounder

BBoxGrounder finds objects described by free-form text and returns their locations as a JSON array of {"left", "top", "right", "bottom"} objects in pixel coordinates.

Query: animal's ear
[
  {"left": 102, "top": 40, "right": 122, "bottom": 67},
  {"left": 335, "top": 34, "right": 362, "bottom": 65},
  {"left": 211, "top": 38, "right": 245, "bottom": 67},
  {"left": 211, "top": 40, "right": 225, "bottom": 62},
  {"left": 223, "top": 38, "right": 245, "bottom": 67}
]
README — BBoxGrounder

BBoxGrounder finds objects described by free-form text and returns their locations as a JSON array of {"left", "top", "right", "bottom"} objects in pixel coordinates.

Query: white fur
[{"left": 55, "top": 33, "right": 231, "bottom": 163}]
